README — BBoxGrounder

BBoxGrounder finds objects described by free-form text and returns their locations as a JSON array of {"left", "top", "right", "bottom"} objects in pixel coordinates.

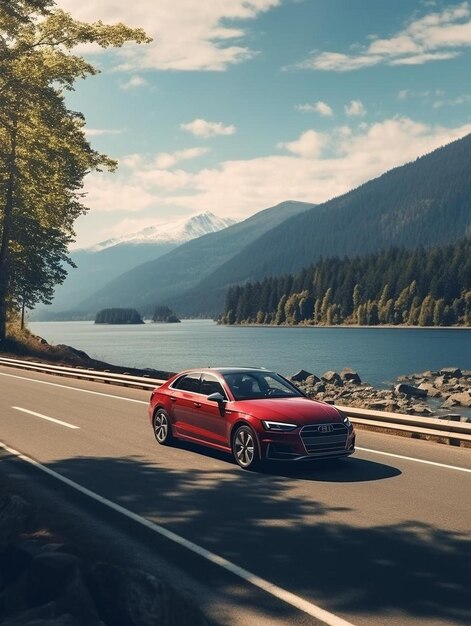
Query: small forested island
[
  {"left": 221, "top": 238, "right": 471, "bottom": 327},
  {"left": 152, "top": 305, "right": 181, "bottom": 323},
  {"left": 95, "top": 308, "right": 144, "bottom": 325}
]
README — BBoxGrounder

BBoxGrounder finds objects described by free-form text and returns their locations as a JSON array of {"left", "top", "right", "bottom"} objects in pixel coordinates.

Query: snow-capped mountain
[
  {"left": 85, "top": 212, "right": 236, "bottom": 252},
  {"left": 32, "top": 212, "right": 236, "bottom": 319}
]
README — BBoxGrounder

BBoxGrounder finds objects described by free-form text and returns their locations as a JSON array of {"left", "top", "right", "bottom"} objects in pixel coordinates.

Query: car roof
[{"left": 180, "top": 367, "right": 272, "bottom": 375}]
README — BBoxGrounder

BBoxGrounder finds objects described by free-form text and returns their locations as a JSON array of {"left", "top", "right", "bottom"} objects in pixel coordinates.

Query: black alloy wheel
[
  {"left": 153, "top": 409, "right": 173, "bottom": 445},
  {"left": 232, "top": 425, "right": 260, "bottom": 470}
]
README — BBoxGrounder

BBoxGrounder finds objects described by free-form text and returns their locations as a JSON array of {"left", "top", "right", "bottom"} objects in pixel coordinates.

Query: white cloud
[
  {"left": 83, "top": 177, "right": 157, "bottom": 212},
  {"left": 83, "top": 118, "right": 471, "bottom": 224},
  {"left": 296, "top": 2, "right": 471, "bottom": 71},
  {"left": 180, "top": 118, "right": 236, "bottom": 138},
  {"left": 278, "top": 129, "right": 326, "bottom": 158},
  {"left": 154, "top": 147, "right": 210, "bottom": 169},
  {"left": 344, "top": 100, "right": 366, "bottom": 117},
  {"left": 57, "top": 0, "right": 280, "bottom": 71},
  {"left": 397, "top": 89, "right": 411, "bottom": 100},
  {"left": 119, "top": 154, "right": 143, "bottom": 168},
  {"left": 433, "top": 93, "right": 471, "bottom": 107},
  {"left": 296, "top": 101, "right": 334, "bottom": 117},
  {"left": 84, "top": 128, "right": 122, "bottom": 137},
  {"left": 119, "top": 75, "right": 149, "bottom": 90}
]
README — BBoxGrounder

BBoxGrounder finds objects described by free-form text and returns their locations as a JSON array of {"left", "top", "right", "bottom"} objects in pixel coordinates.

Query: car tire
[
  {"left": 232, "top": 425, "right": 260, "bottom": 470},
  {"left": 153, "top": 409, "right": 173, "bottom": 446}
]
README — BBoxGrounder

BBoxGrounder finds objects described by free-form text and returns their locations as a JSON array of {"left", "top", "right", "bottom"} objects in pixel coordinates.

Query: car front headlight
[
  {"left": 343, "top": 416, "right": 352, "bottom": 428},
  {"left": 262, "top": 420, "right": 298, "bottom": 431}
]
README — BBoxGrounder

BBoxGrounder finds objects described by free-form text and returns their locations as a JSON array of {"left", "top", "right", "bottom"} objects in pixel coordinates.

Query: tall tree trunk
[{"left": 0, "top": 118, "right": 18, "bottom": 341}]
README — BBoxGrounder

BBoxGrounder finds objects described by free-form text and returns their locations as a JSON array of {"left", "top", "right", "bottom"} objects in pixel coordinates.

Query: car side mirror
[{"left": 207, "top": 392, "right": 226, "bottom": 403}]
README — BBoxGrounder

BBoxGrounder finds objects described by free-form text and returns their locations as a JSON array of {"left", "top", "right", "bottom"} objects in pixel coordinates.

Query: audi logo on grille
[{"left": 319, "top": 425, "right": 334, "bottom": 433}]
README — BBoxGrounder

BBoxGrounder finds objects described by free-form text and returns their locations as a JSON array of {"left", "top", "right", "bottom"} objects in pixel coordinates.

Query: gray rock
[
  {"left": 440, "top": 367, "right": 462, "bottom": 378},
  {"left": 367, "top": 400, "right": 398, "bottom": 411},
  {"left": 321, "top": 371, "right": 341, "bottom": 384},
  {"left": 418, "top": 383, "right": 441, "bottom": 397},
  {"left": 313, "top": 382, "right": 326, "bottom": 394},
  {"left": 91, "top": 563, "right": 208, "bottom": 626},
  {"left": 339, "top": 368, "right": 361, "bottom": 384},
  {"left": 305, "top": 374, "right": 321, "bottom": 385},
  {"left": 1, "top": 605, "right": 81, "bottom": 626},
  {"left": 394, "top": 383, "right": 428, "bottom": 398},
  {"left": 290, "top": 370, "right": 312, "bottom": 382},
  {"left": 444, "top": 392, "right": 471, "bottom": 407},
  {"left": 411, "top": 405, "right": 433, "bottom": 415}
]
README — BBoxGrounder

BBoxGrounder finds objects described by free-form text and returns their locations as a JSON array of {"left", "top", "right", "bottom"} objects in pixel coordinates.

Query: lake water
[{"left": 29, "top": 320, "right": 471, "bottom": 388}]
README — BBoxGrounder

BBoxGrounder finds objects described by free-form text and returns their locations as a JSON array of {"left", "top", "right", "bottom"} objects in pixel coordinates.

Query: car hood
[{"left": 232, "top": 397, "right": 343, "bottom": 424}]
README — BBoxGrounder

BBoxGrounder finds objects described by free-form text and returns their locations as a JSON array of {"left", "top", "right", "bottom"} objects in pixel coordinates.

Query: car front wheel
[
  {"left": 232, "top": 425, "right": 260, "bottom": 470},
  {"left": 153, "top": 409, "right": 173, "bottom": 445}
]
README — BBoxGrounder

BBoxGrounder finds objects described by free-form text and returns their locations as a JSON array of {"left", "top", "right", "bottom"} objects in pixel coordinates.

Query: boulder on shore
[
  {"left": 322, "top": 371, "right": 342, "bottom": 385},
  {"left": 394, "top": 383, "right": 428, "bottom": 398},
  {"left": 340, "top": 368, "right": 361, "bottom": 384},
  {"left": 290, "top": 370, "right": 312, "bottom": 382}
]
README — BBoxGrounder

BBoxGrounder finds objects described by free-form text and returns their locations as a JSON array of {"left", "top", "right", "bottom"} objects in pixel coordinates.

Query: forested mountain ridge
[
  {"left": 221, "top": 238, "right": 471, "bottom": 326},
  {"left": 199, "top": 133, "right": 471, "bottom": 305},
  {"left": 74, "top": 201, "right": 314, "bottom": 315}
]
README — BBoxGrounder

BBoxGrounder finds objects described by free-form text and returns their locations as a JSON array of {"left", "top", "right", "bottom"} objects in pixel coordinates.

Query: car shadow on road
[
  {"left": 17, "top": 451, "right": 470, "bottom": 626},
  {"left": 172, "top": 439, "right": 402, "bottom": 482}
]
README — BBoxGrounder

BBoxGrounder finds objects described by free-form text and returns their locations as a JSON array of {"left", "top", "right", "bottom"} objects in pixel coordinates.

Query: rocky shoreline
[{"left": 289, "top": 367, "right": 471, "bottom": 421}]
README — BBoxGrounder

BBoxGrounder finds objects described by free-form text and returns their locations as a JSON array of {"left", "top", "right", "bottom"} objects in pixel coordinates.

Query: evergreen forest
[
  {"left": 95, "top": 308, "right": 144, "bottom": 325},
  {"left": 221, "top": 238, "right": 471, "bottom": 327}
]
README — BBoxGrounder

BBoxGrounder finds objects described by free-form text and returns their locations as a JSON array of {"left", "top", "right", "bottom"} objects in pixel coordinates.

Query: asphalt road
[{"left": 1, "top": 364, "right": 470, "bottom": 626}]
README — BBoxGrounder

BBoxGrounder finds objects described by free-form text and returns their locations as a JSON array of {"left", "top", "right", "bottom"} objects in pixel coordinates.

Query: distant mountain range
[
  {"left": 73, "top": 200, "right": 314, "bottom": 316},
  {"left": 32, "top": 212, "right": 235, "bottom": 319},
  {"left": 34, "top": 133, "right": 471, "bottom": 321},
  {"left": 87, "top": 211, "right": 235, "bottom": 252}
]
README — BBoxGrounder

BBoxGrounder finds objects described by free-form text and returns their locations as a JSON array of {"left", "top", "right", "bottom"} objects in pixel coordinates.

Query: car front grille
[{"left": 300, "top": 423, "right": 349, "bottom": 455}]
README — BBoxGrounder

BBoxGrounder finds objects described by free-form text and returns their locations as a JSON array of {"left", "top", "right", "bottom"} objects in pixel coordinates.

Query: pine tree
[{"left": 0, "top": 1, "right": 149, "bottom": 338}]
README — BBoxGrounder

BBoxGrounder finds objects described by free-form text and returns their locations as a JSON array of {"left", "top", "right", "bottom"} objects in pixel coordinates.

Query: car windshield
[{"left": 223, "top": 371, "right": 304, "bottom": 400}]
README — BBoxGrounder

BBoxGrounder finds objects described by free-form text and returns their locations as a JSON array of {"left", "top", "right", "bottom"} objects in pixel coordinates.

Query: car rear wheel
[
  {"left": 153, "top": 409, "right": 173, "bottom": 445},
  {"left": 232, "top": 425, "right": 260, "bottom": 470}
]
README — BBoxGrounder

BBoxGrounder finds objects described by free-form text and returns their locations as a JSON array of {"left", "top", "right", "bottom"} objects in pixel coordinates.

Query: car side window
[
  {"left": 172, "top": 373, "right": 201, "bottom": 393},
  {"left": 200, "top": 373, "right": 227, "bottom": 399}
]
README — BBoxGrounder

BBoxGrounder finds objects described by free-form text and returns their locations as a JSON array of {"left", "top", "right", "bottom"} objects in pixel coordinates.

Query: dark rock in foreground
[{"left": 0, "top": 493, "right": 208, "bottom": 626}]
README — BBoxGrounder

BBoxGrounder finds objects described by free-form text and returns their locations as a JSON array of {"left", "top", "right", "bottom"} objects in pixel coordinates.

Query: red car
[{"left": 149, "top": 367, "right": 355, "bottom": 470}]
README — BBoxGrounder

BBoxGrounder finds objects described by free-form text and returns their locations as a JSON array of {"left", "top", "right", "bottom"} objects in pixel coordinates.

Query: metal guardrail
[
  {"left": 336, "top": 404, "right": 471, "bottom": 443},
  {"left": 0, "top": 356, "right": 166, "bottom": 390},
  {"left": 1, "top": 356, "right": 470, "bottom": 443}
]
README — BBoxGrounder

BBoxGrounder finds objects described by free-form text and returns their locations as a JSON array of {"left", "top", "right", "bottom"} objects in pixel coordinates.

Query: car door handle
[
  {"left": 194, "top": 402, "right": 201, "bottom": 408},
  {"left": 170, "top": 396, "right": 177, "bottom": 402}
]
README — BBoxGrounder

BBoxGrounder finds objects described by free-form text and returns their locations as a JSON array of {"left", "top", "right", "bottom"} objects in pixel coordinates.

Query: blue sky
[{"left": 56, "top": 0, "right": 471, "bottom": 248}]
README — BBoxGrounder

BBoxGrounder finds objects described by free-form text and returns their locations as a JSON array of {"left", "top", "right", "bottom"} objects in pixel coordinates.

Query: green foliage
[
  {"left": 0, "top": 0, "right": 150, "bottom": 338},
  {"left": 221, "top": 238, "right": 471, "bottom": 327},
  {"left": 95, "top": 308, "right": 144, "bottom": 325}
]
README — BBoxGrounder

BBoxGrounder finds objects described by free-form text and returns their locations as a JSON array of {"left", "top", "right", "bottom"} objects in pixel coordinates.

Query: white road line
[
  {"left": 356, "top": 447, "right": 471, "bottom": 474},
  {"left": 12, "top": 406, "right": 79, "bottom": 430},
  {"left": 0, "top": 371, "right": 148, "bottom": 404},
  {"left": 0, "top": 441, "right": 355, "bottom": 626}
]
